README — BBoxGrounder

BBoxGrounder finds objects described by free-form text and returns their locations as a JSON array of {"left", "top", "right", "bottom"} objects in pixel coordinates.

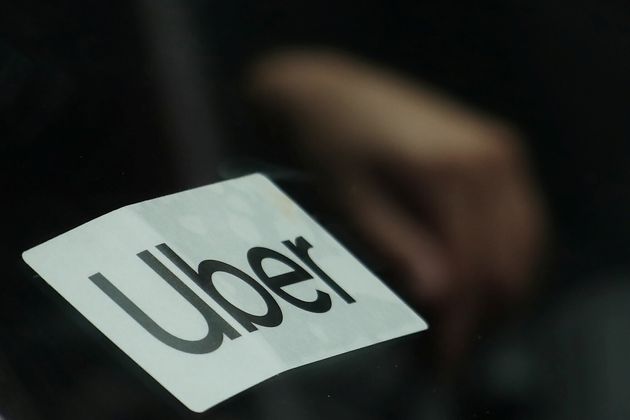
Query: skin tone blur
[{"left": 249, "top": 51, "right": 547, "bottom": 372}]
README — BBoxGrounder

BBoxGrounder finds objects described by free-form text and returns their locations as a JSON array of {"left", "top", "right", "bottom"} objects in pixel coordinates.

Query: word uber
[{"left": 89, "top": 236, "right": 355, "bottom": 354}]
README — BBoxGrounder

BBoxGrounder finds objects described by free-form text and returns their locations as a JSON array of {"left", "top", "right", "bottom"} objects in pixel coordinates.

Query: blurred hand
[{"left": 249, "top": 51, "right": 546, "bottom": 368}]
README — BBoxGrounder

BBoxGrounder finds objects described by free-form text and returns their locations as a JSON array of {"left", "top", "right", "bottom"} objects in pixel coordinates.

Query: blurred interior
[{"left": 2, "top": 1, "right": 630, "bottom": 419}]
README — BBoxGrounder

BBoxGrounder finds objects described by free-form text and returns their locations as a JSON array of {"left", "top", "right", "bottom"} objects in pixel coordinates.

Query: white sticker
[{"left": 23, "top": 174, "right": 427, "bottom": 413}]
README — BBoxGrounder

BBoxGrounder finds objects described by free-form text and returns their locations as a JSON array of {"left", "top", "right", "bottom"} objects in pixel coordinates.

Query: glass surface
[{"left": 3, "top": 1, "right": 630, "bottom": 419}]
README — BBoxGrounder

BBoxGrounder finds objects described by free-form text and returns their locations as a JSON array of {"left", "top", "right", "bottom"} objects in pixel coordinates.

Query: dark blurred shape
[{"left": 1, "top": 0, "right": 629, "bottom": 419}]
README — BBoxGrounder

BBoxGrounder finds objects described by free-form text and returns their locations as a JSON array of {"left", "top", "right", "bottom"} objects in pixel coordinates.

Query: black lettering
[
  {"left": 89, "top": 249, "right": 240, "bottom": 354},
  {"left": 248, "top": 247, "right": 332, "bottom": 313},
  {"left": 282, "top": 237, "right": 355, "bottom": 303},
  {"left": 157, "top": 244, "right": 283, "bottom": 332}
]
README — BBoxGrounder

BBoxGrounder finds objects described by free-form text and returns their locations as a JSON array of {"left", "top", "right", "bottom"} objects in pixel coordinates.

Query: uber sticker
[{"left": 22, "top": 174, "right": 427, "bottom": 413}]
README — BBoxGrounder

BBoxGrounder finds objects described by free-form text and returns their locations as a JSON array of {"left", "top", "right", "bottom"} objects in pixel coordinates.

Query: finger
[
  {"left": 389, "top": 135, "right": 541, "bottom": 303},
  {"left": 248, "top": 51, "right": 520, "bottom": 164},
  {"left": 425, "top": 169, "right": 542, "bottom": 310},
  {"left": 476, "top": 170, "right": 545, "bottom": 301},
  {"left": 386, "top": 162, "right": 485, "bottom": 291},
  {"left": 337, "top": 169, "right": 453, "bottom": 304}
]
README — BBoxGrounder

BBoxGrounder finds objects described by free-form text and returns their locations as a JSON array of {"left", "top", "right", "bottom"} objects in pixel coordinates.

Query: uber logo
[
  {"left": 88, "top": 237, "right": 355, "bottom": 354},
  {"left": 23, "top": 174, "right": 426, "bottom": 412}
]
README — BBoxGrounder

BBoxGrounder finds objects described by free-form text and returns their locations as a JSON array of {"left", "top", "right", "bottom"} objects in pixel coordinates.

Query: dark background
[{"left": 1, "top": 1, "right": 629, "bottom": 419}]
